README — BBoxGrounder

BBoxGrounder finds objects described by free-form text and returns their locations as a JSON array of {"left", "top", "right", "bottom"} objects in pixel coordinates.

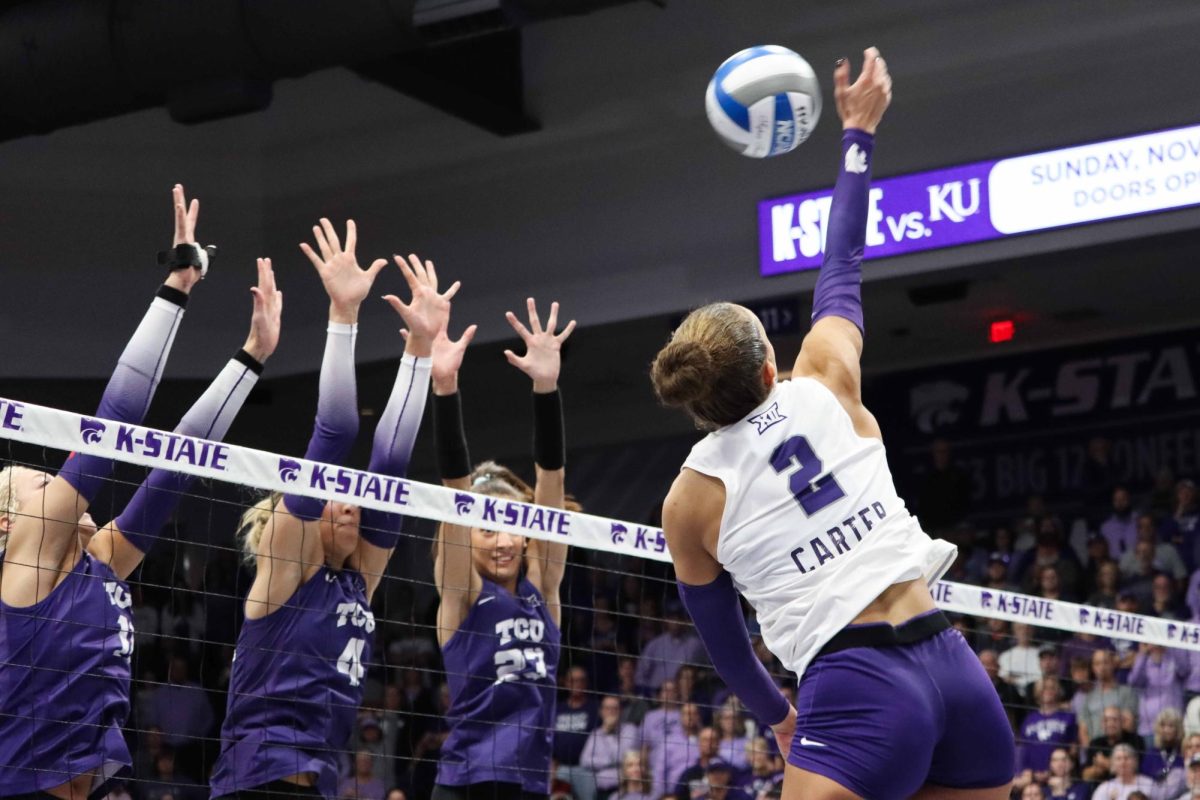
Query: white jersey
[{"left": 682, "top": 377, "right": 956, "bottom": 678}]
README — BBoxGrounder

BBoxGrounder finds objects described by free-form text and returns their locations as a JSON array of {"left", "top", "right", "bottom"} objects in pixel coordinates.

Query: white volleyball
[{"left": 705, "top": 45, "right": 822, "bottom": 158}]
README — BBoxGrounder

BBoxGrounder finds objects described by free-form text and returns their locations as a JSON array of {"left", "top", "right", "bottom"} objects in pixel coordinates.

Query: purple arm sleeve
[
  {"left": 677, "top": 571, "right": 789, "bottom": 726},
  {"left": 283, "top": 322, "right": 360, "bottom": 520},
  {"left": 810, "top": 128, "right": 875, "bottom": 335},
  {"left": 360, "top": 354, "right": 431, "bottom": 549},
  {"left": 59, "top": 288, "right": 188, "bottom": 502},
  {"left": 114, "top": 351, "right": 263, "bottom": 553}
]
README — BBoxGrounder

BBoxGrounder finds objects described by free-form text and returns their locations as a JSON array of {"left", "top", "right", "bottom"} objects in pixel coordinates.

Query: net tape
[{"left": 4, "top": 394, "right": 1199, "bottom": 652}]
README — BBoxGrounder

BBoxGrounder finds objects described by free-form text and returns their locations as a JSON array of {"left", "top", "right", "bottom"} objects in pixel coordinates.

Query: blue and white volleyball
[{"left": 705, "top": 45, "right": 821, "bottom": 158}]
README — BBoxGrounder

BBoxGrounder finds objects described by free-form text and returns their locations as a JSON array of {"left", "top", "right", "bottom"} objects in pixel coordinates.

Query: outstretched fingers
[
  {"left": 505, "top": 310, "right": 533, "bottom": 341},
  {"left": 311, "top": 224, "right": 333, "bottom": 262},
  {"left": 526, "top": 296, "right": 543, "bottom": 334},
  {"left": 442, "top": 279, "right": 462, "bottom": 301},
  {"left": 318, "top": 218, "right": 342, "bottom": 254},
  {"left": 366, "top": 258, "right": 388, "bottom": 279},
  {"left": 344, "top": 219, "right": 357, "bottom": 255},
  {"left": 556, "top": 318, "right": 578, "bottom": 342},
  {"left": 299, "top": 241, "right": 324, "bottom": 271}
]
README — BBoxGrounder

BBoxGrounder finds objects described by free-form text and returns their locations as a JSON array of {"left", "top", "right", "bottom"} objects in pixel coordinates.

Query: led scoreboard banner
[{"left": 760, "top": 123, "right": 1200, "bottom": 276}]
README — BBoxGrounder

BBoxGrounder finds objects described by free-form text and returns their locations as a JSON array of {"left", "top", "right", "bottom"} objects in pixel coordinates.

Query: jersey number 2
[{"left": 769, "top": 435, "right": 846, "bottom": 515}]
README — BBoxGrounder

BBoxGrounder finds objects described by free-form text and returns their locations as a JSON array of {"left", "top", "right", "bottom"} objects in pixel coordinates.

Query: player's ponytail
[
  {"left": 650, "top": 302, "right": 770, "bottom": 431},
  {"left": 237, "top": 491, "right": 284, "bottom": 565}
]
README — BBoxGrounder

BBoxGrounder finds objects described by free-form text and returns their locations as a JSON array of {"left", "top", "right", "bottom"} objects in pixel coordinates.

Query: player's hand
[
  {"left": 833, "top": 46, "right": 892, "bottom": 134},
  {"left": 299, "top": 218, "right": 387, "bottom": 323},
  {"left": 383, "top": 253, "right": 461, "bottom": 359},
  {"left": 165, "top": 184, "right": 204, "bottom": 293},
  {"left": 429, "top": 324, "right": 478, "bottom": 396},
  {"left": 243, "top": 258, "right": 283, "bottom": 363},
  {"left": 504, "top": 298, "right": 576, "bottom": 394},
  {"left": 770, "top": 704, "right": 796, "bottom": 756}
]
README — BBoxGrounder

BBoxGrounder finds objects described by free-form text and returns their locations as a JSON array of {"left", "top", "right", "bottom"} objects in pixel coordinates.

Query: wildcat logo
[
  {"left": 910, "top": 381, "right": 969, "bottom": 434},
  {"left": 610, "top": 523, "right": 627, "bottom": 545},
  {"left": 748, "top": 402, "right": 787, "bottom": 434},
  {"left": 845, "top": 143, "right": 869, "bottom": 174},
  {"left": 454, "top": 492, "right": 475, "bottom": 516},
  {"left": 278, "top": 458, "right": 302, "bottom": 484},
  {"left": 80, "top": 417, "right": 107, "bottom": 445}
]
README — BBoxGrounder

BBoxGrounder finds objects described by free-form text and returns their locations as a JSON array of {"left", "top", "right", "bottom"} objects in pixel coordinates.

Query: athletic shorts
[{"left": 787, "top": 610, "right": 1014, "bottom": 799}]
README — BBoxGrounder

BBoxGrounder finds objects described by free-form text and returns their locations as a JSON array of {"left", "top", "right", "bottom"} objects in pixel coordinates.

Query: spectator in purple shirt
[
  {"left": 1131, "top": 645, "right": 1189, "bottom": 738},
  {"left": 1015, "top": 677, "right": 1078, "bottom": 789},
  {"left": 338, "top": 751, "right": 387, "bottom": 800},
  {"left": 1142, "top": 708, "right": 1185, "bottom": 799},
  {"left": 580, "top": 696, "right": 641, "bottom": 800},
  {"left": 1102, "top": 486, "right": 1139, "bottom": 558},
  {"left": 616, "top": 751, "right": 654, "bottom": 800},
  {"left": 1060, "top": 632, "right": 1114, "bottom": 680},
  {"left": 636, "top": 602, "right": 708, "bottom": 694},
  {"left": 1045, "top": 747, "right": 1090, "bottom": 800},
  {"left": 736, "top": 737, "right": 783, "bottom": 800}
]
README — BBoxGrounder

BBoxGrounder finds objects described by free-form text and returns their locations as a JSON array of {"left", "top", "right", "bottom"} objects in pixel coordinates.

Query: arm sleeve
[
  {"left": 59, "top": 288, "right": 188, "bottom": 501},
  {"left": 114, "top": 351, "right": 263, "bottom": 553},
  {"left": 677, "top": 572, "right": 789, "bottom": 727},
  {"left": 359, "top": 354, "right": 431, "bottom": 549},
  {"left": 1129, "top": 654, "right": 1149, "bottom": 687},
  {"left": 810, "top": 128, "right": 875, "bottom": 335},
  {"left": 283, "top": 322, "right": 360, "bottom": 520}
]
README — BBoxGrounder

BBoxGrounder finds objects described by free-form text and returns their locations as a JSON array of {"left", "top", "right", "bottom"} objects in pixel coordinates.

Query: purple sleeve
[
  {"left": 810, "top": 128, "right": 875, "bottom": 335},
  {"left": 360, "top": 354, "right": 431, "bottom": 549},
  {"left": 1129, "top": 653, "right": 1149, "bottom": 687},
  {"left": 677, "top": 572, "right": 789, "bottom": 726},
  {"left": 59, "top": 288, "right": 187, "bottom": 501},
  {"left": 283, "top": 322, "right": 360, "bottom": 520},
  {"left": 114, "top": 351, "right": 262, "bottom": 553}
]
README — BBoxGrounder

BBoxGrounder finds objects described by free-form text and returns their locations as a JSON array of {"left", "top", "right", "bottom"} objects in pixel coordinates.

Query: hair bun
[{"left": 651, "top": 339, "right": 712, "bottom": 407}]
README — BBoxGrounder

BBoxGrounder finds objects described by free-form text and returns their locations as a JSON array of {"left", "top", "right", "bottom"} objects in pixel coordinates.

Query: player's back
[{"left": 682, "top": 377, "right": 955, "bottom": 678}]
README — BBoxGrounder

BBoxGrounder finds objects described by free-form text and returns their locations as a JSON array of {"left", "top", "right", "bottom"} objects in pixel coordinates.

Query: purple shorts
[{"left": 789, "top": 611, "right": 1014, "bottom": 799}]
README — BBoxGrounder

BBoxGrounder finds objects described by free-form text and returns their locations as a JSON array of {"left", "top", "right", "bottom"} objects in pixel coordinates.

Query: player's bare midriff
[{"left": 850, "top": 578, "right": 937, "bottom": 627}]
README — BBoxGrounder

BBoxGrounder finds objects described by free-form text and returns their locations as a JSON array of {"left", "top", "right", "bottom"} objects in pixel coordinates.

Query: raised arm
[
  {"left": 91, "top": 259, "right": 282, "bottom": 580},
  {"left": 3, "top": 185, "right": 205, "bottom": 588},
  {"left": 355, "top": 254, "right": 461, "bottom": 600},
  {"left": 792, "top": 49, "right": 891, "bottom": 437},
  {"left": 245, "top": 219, "right": 385, "bottom": 617},
  {"left": 430, "top": 314, "right": 479, "bottom": 646},
  {"left": 504, "top": 297, "right": 576, "bottom": 626}
]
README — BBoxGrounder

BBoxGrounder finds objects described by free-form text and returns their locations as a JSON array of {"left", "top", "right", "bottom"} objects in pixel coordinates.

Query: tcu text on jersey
[{"left": 105, "top": 580, "right": 135, "bottom": 659}]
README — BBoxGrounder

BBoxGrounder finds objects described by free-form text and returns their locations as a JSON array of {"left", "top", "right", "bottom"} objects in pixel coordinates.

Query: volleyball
[{"left": 705, "top": 45, "right": 822, "bottom": 158}]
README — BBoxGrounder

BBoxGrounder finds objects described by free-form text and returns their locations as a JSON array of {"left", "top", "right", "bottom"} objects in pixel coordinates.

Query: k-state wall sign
[{"left": 760, "top": 123, "right": 1200, "bottom": 276}]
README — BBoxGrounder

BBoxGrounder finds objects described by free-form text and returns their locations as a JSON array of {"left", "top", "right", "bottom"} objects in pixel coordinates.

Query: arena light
[
  {"left": 989, "top": 319, "right": 1015, "bottom": 344},
  {"left": 761, "top": 122, "right": 1200, "bottom": 276}
]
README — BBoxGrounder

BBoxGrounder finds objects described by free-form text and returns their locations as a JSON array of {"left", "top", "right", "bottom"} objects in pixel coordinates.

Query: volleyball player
[
  {"left": 209, "top": 237, "right": 454, "bottom": 800},
  {"left": 429, "top": 298, "right": 575, "bottom": 800},
  {"left": 0, "top": 186, "right": 283, "bottom": 800},
  {"left": 650, "top": 50, "right": 1015, "bottom": 800}
]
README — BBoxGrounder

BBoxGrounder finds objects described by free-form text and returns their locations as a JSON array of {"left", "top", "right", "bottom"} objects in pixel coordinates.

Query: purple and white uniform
[
  {"left": 0, "top": 552, "right": 134, "bottom": 793},
  {"left": 438, "top": 576, "right": 560, "bottom": 794},
  {"left": 210, "top": 566, "right": 375, "bottom": 798}
]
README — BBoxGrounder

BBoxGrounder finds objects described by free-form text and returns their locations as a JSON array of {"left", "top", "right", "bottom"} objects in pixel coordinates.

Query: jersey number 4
[
  {"left": 337, "top": 638, "right": 367, "bottom": 686},
  {"left": 769, "top": 435, "right": 846, "bottom": 515}
]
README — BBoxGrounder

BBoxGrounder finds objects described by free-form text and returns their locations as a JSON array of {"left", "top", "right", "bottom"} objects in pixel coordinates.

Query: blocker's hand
[
  {"left": 833, "top": 46, "right": 892, "bottom": 134},
  {"left": 300, "top": 218, "right": 387, "bottom": 323},
  {"left": 504, "top": 298, "right": 576, "bottom": 394},
  {"left": 243, "top": 258, "right": 283, "bottom": 363},
  {"left": 165, "top": 184, "right": 204, "bottom": 293},
  {"left": 384, "top": 253, "right": 461, "bottom": 358}
]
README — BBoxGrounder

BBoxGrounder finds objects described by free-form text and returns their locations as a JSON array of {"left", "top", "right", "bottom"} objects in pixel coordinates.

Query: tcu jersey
[
  {"left": 0, "top": 551, "right": 133, "bottom": 794},
  {"left": 438, "top": 576, "right": 560, "bottom": 793},
  {"left": 210, "top": 566, "right": 375, "bottom": 799},
  {"left": 682, "top": 378, "right": 956, "bottom": 678}
]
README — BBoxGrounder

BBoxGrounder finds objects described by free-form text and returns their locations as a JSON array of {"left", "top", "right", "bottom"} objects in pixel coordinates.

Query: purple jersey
[
  {"left": 438, "top": 576, "right": 560, "bottom": 793},
  {"left": 0, "top": 551, "right": 133, "bottom": 793},
  {"left": 1017, "top": 710, "right": 1077, "bottom": 773},
  {"left": 210, "top": 567, "right": 375, "bottom": 799}
]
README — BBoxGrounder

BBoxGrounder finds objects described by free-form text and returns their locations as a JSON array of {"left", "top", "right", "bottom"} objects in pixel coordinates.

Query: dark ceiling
[{"left": 2, "top": 0, "right": 1200, "bottom": 388}]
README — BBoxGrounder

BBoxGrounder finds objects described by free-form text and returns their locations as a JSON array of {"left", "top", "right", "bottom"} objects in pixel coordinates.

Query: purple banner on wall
[{"left": 760, "top": 123, "right": 1200, "bottom": 276}]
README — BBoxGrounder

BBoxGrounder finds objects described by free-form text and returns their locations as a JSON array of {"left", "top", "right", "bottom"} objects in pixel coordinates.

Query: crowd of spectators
[{"left": 103, "top": 435, "right": 1200, "bottom": 800}]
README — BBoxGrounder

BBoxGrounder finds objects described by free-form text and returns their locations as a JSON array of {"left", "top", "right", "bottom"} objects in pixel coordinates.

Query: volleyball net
[{"left": 3, "top": 395, "right": 1199, "bottom": 800}]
